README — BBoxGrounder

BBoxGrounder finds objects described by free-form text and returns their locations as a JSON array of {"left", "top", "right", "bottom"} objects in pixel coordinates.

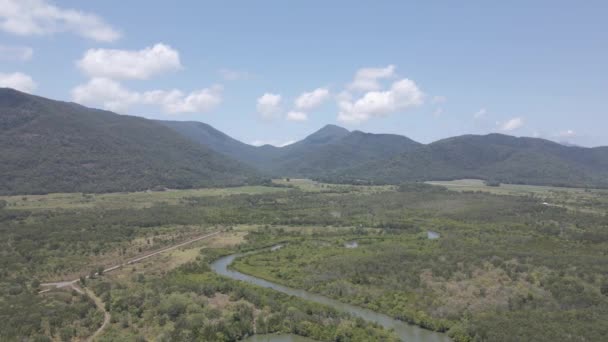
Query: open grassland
[
  {"left": 426, "top": 179, "right": 608, "bottom": 195},
  {"left": 427, "top": 179, "right": 608, "bottom": 214},
  {"left": 0, "top": 185, "right": 291, "bottom": 211},
  {"left": 273, "top": 178, "right": 396, "bottom": 193},
  {"left": 0, "top": 180, "right": 397, "bottom": 211}
]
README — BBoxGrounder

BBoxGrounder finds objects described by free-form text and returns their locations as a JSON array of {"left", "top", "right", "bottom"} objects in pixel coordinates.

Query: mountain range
[{"left": 2, "top": 88, "right": 607, "bottom": 194}]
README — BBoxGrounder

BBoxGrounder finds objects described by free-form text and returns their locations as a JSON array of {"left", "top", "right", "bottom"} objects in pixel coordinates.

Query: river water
[{"left": 211, "top": 251, "right": 451, "bottom": 342}]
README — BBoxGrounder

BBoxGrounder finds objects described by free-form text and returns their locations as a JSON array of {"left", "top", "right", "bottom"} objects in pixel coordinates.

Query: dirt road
[{"left": 39, "top": 230, "right": 222, "bottom": 341}]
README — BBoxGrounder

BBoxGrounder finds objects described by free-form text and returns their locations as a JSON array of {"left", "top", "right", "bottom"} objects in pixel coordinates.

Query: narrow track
[{"left": 38, "top": 230, "right": 222, "bottom": 341}]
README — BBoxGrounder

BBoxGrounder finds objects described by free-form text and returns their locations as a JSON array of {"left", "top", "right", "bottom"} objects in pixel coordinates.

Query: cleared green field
[
  {"left": 273, "top": 178, "right": 396, "bottom": 193},
  {"left": 0, "top": 185, "right": 291, "bottom": 210},
  {"left": 427, "top": 179, "right": 605, "bottom": 194},
  {"left": 0, "top": 180, "right": 396, "bottom": 211},
  {"left": 426, "top": 179, "right": 608, "bottom": 213}
]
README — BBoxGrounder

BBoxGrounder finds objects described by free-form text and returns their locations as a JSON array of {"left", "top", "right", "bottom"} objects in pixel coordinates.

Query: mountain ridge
[
  {"left": 160, "top": 119, "right": 608, "bottom": 188},
  {"left": 2, "top": 88, "right": 608, "bottom": 193}
]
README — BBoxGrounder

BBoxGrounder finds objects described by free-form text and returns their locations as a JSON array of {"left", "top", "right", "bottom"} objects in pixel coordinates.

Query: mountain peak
[
  {"left": 318, "top": 124, "right": 349, "bottom": 134},
  {"left": 301, "top": 124, "right": 350, "bottom": 145}
]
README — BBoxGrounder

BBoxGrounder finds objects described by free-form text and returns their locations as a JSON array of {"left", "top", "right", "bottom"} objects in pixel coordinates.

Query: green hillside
[{"left": 0, "top": 88, "right": 260, "bottom": 195}]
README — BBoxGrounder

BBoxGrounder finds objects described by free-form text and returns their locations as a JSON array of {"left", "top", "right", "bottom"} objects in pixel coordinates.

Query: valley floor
[{"left": 1, "top": 180, "right": 607, "bottom": 341}]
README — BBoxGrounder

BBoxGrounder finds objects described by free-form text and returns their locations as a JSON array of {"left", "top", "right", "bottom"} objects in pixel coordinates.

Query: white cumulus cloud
[
  {"left": 141, "top": 86, "right": 223, "bottom": 114},
  {"left": 338, "top": 78, "right": 424, "bottom": 124},
  {"left": 474, "top": 108, "right": 487, "bottom": 119},
  {"left": 0, "top": 0, "right": 121, "bottom": 42},
  {"left": 77, "top": 43, "right": 181, "bottom": 80},
  {"left": 72, "top": 78, "right": 222, "bottom": 114},
  {"left": 499, "top": 117, "right": 524, "bottom": 131},
  {"left": 0, "top": 45, "right": 33, "bottom": 61},
  {"left": 286, "top": 111, "right": 308, "bottom": 122},
  {"left": 294, "top": 87, "right": 330, "bottom": 111},
  {"left": 0, "top": 72, "right": 37, "bottom": 92},
  {"left": 256, "top": 93, "right": 282, "bottom": 120},
  {"left": 348, "top": 65, "right": 396, "bottom": 92}
]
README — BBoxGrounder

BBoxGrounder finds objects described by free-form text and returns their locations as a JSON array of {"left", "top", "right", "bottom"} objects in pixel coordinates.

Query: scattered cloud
[
  {"left": 286, "top": 111, "right": 308, "bottom": 122},
  {"left": 256, "top": 93, "right": 282, "bottom": 120},
  {"left": 0, "top": 71, "right": 37, "bottom": 92},
  {"left": 0, "top": 45, "right": 33, "bottom": 61},
  {"left": 294, "top": 87, "right": 330, "bottom": 111},
  {"left": 142, "top": 86, "right": 223, "bottom": 114},
  {"left": 557, "top": 129, "right": 576, "bottom": 138},
  {"left": 77, "top": 43, "right": 181, "bottom": 80},
  {"left": 348, "top": 65, "right": 396, "bottom": 92},
  {"left": 432, "top": 95, "right": 447, "bottom": 104},
  {"left": 218, "top": 68, "right": 250, "bottom": 81},
  {"left": 499, "top": 117, "right": 524, "bottom": 131},
  {"left": 72, "top": 77, "right": 222, "bottom": 114},
  {"left": 474, "top": 108, "right": 487, "bottom": 119},
  {"left": 0, "top": 0, "right": 121, "bottom": 42},
  {"left": 338, "top": 78, "right": 424, "bottom": 124}
]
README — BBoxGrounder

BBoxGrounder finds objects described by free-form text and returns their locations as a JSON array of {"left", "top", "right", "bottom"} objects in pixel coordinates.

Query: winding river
[{"left": 211, "top": 250, "right": 451, "bottom": 342}]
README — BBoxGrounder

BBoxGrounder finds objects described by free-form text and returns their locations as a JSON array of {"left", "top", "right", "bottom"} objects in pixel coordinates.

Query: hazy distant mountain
[
  {"left": 158, "top": 120, "right": 277, "bottom": 167},
  {"left": 162, "top": 122, "right": 418, "bottom": 177},
  {"left": 0, "top": 88, "right": 260, "bottom": 195}
]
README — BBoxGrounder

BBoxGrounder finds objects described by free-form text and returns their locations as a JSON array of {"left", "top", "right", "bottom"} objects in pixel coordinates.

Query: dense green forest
[{"left": 1, "top": 181, "right": 607, "bottom": 340}]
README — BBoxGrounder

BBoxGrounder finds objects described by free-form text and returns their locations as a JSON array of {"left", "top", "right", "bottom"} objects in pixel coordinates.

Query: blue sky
[{"left": 1, "top": 1, "right": 607, "bottom": 146}]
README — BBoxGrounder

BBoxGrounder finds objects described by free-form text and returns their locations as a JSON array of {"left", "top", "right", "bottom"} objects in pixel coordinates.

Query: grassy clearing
[
  {"left": 103, "top": 231, "right": 243, "bottom": 284},
  {"left": 0, "top": 185, "right": 290, "bottom": 211},
  {"left": 427, "top": 179, "right": 608, "bottom": 213},
  {"left": 1, "top": 180, "right": 394, "bottom": 211},
  {"left": 426, "top": 179, "right": 606, "bottom": 195},
  {"left": 273, "top": 178, "right": 396, "bottom": 194}
]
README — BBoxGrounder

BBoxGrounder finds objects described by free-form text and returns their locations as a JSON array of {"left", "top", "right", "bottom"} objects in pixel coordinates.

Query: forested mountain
[
  {"left": 335, "top": 134, "right": 608, "bottom": 187},
  {"left": 3, "top": 88, "right": 608, "bottom": 194},
  {"left": 271, "top": 130, "right": 422, "bottom": 177},
  {"left": 0, "top": 88, "right": 260, "bottom": 195},
  {"left": 165, "top": 121, "right": 608, "bottom": 188}
]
